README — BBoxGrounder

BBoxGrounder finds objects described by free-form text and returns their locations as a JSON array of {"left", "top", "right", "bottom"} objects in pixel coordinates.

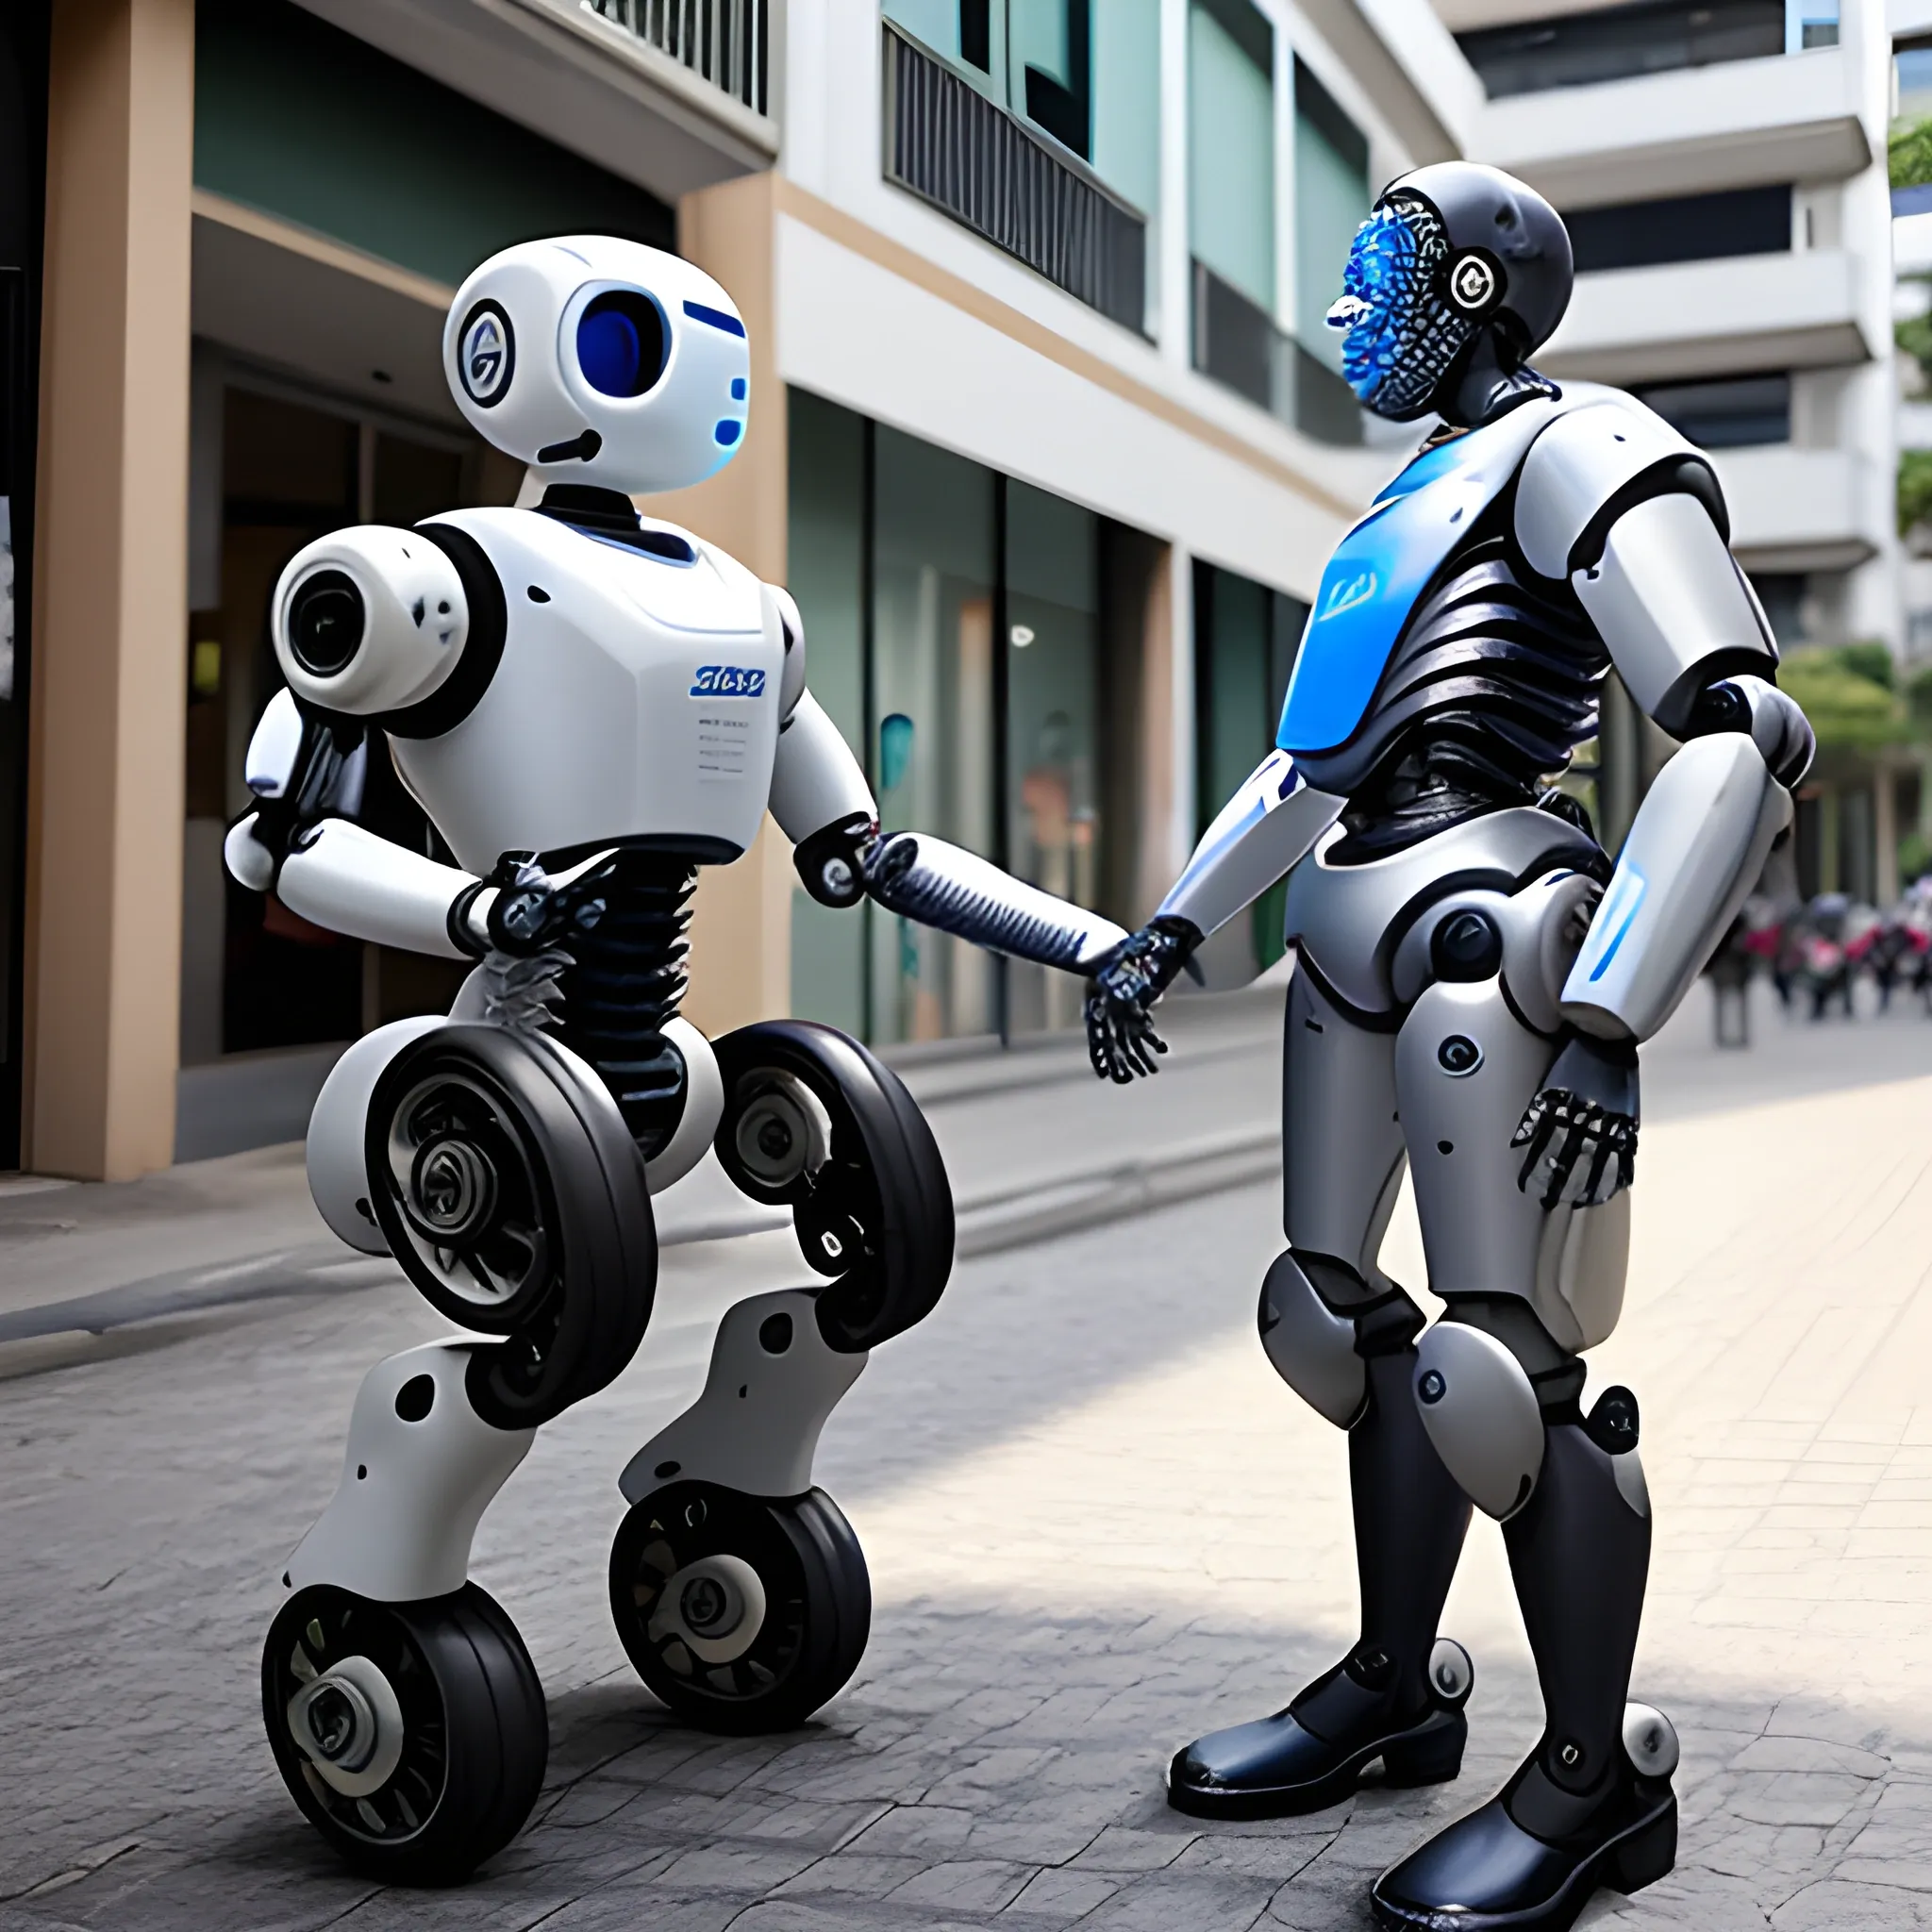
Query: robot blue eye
[{"left": 575, "top": 291, "right": 666, "bottom": 398}]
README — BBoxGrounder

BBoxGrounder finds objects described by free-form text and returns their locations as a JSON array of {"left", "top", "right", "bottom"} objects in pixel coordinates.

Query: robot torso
[
  {"left": 391, "top": 503, "right": 785, "bottom": 873},
  {"left": 1277, "top": 391, "right": 1611, "bottom": 856}
]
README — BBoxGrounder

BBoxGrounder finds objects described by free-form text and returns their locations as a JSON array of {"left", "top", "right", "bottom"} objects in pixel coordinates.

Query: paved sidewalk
[{"left": 8, "top": 984, "right": 1932, "bottom": 1926}]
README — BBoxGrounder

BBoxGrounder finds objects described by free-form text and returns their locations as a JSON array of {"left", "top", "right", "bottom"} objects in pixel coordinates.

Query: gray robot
[
  {"left": 894, "top": 163, "right": 1813, "bottom": 1931},
  {"left": 225, "top": 235, "right": 1129, "bottom": 1884}
]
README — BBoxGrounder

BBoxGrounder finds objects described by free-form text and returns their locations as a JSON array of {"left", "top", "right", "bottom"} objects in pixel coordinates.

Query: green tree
[
  {"left": 1893, "top": 117, "right": 1932, "bottom": 191},
  {"left": 1902, "top": 449, "right": 1932, "bottom": 539},
  {"left": 1778, "top": 645, "right": 1908, "bottom": 758}
]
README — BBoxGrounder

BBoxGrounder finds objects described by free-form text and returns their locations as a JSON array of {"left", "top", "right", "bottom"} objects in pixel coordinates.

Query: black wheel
[
  {"left": 712, "top": 1020, "right": 953, "bottom": 1352},
  {"left": 608, "top": 1479, "right": 870, "bottom": 1734},
  {"left": 261, "top": 1582, "right": 547, "bottom": 1885},
  {"left": 367, "top": 1024, "right": 656, "bottom": 1426}
]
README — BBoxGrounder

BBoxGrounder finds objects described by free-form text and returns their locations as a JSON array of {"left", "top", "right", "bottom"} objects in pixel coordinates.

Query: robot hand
[
  {"left": 1510, "top": 1033, "right": 1639, "bottom": 1208},
  {"left": 1083, "top": 916, "right": 1202, "bottom": 1085},
  {"left": 1687, "top": 674, "right": 1814, "bottom": 788},
  {"left": 480, "top": 851, "right": 615, "bottom": 957}
]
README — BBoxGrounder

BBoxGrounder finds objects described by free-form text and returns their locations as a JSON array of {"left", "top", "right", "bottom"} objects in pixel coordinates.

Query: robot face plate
[
  {"left": 1325, "top": 198, "right": 1474, "bottom": 421},
  {"left": 443, "top": 237, "right": 750, "bottom": 495}
]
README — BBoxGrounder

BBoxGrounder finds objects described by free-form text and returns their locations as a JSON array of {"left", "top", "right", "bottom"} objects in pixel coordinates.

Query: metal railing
[
  {"left": 883, "top": 23, "right": 1146, "bottom": 335},
  {"left": 1191, "top": 261, "right": 1362, "bottom": 447},
  {"left": 583, "top": 0, "right": 768, "bottom": 118}
]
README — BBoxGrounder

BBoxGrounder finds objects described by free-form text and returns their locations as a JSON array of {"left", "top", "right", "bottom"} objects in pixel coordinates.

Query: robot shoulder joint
[{"left": 1515, "top": 395, "right": 1723, "bottom": 582}]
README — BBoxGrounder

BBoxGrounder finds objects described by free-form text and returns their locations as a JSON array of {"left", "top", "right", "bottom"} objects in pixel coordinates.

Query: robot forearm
[
  {"left": 864, "top": 833, "right": 1128, "bottom": 972},
  {"left": 229, "top": 815, "right": 493, "bottom": 959},
  {"left": 1157, "top": 751, "right": 1344, "bottom": 939},
  {"left": 1560, "top": 733, "right": 1791, "bottom": 1042}
]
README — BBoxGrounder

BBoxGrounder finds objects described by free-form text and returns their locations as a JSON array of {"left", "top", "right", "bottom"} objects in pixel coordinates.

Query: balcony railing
[
  {"left": 583, "top": 0, "right": 768, "bottom": 117},
  {"left": 883, "top": 23, "right": 1146, "bottom": 335},
  {"left": 1191, "top": 262, "right": 1362, "bottom": 447}
]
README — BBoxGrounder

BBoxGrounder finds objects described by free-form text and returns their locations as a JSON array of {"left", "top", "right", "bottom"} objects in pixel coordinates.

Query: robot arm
[
  {"left": 1513, "top": 398, "right": 1810, "bottom": 1046},
  {"left": 765, "top": 605, "right": 1132, "bottom": 974},
  {"left": 1076, "top": 752, "right": 1345, "bottom": 1083},
  {"left": 224, "top": 688, "right": 497, "bottom": 959},
  {"left": 1156, "top": 750, "right": 1346, "bottom": 941}
]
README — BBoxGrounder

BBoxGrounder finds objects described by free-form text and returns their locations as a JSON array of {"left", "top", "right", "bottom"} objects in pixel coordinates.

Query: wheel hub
[
  {"left": 303, "top": 1677, "right": 377, "bottom": 1770},
  {"left": 732, "top": 1074, "right": 829, "bottom": 1191},
  {"left": 286, "top": 1654, "right": 408, "bottom": 1799},
  {"left": 649, "top": 1553, "right": 768, "bottom": 1664},
  {"left": 409, "top": 1135, "right": 496, "bottom": 1241}
]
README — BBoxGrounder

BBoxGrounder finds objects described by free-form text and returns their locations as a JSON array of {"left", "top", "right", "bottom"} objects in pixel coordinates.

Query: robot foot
[
  {"left": 1167, "top": 1639, "right": 1473, "bottom": 1820},
  {"left": 1371, "top": 1710, "right": 1678, "bottom": 1932}
]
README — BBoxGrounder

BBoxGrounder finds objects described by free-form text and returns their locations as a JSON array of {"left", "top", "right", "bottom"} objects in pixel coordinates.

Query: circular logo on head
[
  {"left": 458, "top": 300, "right": 515, "bottom": 408},
  {"left": 1447, "top": 251, "right": 1502, "bottom": 315}
]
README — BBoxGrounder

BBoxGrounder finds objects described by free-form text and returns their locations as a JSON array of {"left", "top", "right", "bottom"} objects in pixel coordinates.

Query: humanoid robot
[
  {"left": 225, "top": 236, "right": 1131, "bottom": 1884},
  {"left": 1070, "top": 164, "right": 1814, "bottom": 1931}
]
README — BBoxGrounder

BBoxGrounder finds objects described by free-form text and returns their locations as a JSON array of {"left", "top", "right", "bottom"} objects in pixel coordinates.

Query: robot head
[
  {"left": 1325, "top": 163, "right": 1572, "bottom": 422},
  {"left": 442, "top": 236, "right": 750, "bottom": 494}
]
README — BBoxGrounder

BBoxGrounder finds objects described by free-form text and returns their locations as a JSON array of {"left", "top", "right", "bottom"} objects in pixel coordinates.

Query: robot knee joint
[
  {"left": 1258, "top": 1251, "right": 1423, "bottom": 1430},
  {"left": 1413, "top": 1322, "right": 1547, "bottom": 1520}
]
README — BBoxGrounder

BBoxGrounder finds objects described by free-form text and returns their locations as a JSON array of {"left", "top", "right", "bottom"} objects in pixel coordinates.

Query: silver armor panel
[
  {"left": 1572, "top": 493, "right": 1776, "bottom": 730},
  {"left": 1396, "top": 969, "right": 1630, "bottom": 1351},
  {"left": 1284, "top": 808, "right": 1602, "bottom": 1017},
  {"left": 864, "top": 831, "right": 1128, "bottom": 972},
  {"left": 1156, "top": 750, "right": 1344, "bottom": 941},
  {"left": 1389, "top": 867, "right": 1601, "bottom": 1035},
  {"left": 1281, "top": 967, "right": 1406, "bottom": 1278},
  {"left": 1563, "top": 733, "right": 1790, "bottom": 1042},
  {"left": 1257, "top": 1249, "right": 1369, "bottom": 1428},
  {"left": 1414, "top": 1322, "right": 1544, "bottom": 1520},
  {"left": 1514, "top": 392, "right": 1707, "bottom": 581}
]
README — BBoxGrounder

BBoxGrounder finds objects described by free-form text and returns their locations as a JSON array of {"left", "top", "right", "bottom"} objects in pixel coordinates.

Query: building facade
[{"left": 0, "top": 0, "right": 1897, "bottom": 1178}]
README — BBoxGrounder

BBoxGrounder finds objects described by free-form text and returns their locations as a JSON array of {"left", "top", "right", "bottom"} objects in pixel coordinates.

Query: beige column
[
  {"left": 25, "top": 0, "right": 194, "bottom": 1178},
  {"left": 655, "top": 169, "right": 793, "bottom": 1037}
]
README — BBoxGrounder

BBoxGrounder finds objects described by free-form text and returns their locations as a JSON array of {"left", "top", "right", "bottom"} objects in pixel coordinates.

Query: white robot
[
  {"left": 1054, "top": 166, "right": 1812, "bottom": 1932},
  {"left": 226, "top": 237, "right": 1130, "bottom": 1884}
]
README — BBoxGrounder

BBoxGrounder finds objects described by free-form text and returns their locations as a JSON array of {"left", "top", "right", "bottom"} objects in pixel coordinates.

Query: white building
[{"left": 2, "top": 0, "right": 1902, "bottom": 1176}]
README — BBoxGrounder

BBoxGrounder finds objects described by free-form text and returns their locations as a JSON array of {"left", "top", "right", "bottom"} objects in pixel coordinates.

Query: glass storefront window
[
  {"left": 1195, "top": 561, "right": 1307, "bottom": 973},
  {"left": 788, "top": 392, "right": 1121, "bottom": 1049},
  {"left": 1006, "top": 481, "right": 1100, "bottom": 1036},
  {"left": 870, "top": 426, "right": 999, "bottom": 1046}
]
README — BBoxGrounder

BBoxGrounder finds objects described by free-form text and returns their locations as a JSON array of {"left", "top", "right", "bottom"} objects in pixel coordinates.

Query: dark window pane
[
  {"left": 1568, "top": 186, "right": 1790, "bottom": 273},
  {"left": 1458, "top": 0, "right": 1784, "bottom": 98},
  {"left": 1634, "top": 374, "right": 1790, "bottom": 449}
]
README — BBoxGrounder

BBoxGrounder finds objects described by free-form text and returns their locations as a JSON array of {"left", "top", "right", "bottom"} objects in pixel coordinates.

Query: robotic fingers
[{"left": 1510, "top": 1036, "right": 1639, "bottom": 1209}]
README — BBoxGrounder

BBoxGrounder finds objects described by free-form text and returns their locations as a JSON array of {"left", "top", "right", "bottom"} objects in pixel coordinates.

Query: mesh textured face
[{"left": 1327, "top": 196, "right": 1475, "bottom": 420}]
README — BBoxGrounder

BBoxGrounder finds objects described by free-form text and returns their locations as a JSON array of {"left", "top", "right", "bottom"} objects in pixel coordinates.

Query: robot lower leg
[
  {"left": 1168, "top": 1257, "right": 1475, "bottom": 1820},
  {"left": 1375, "top": 1316, "right": 1676, "bottom": 1932}
]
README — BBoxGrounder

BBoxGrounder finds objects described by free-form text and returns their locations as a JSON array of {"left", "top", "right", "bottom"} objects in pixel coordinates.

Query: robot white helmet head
[{"left": 441, "top": 236, "right": 749, "bottom": 496}]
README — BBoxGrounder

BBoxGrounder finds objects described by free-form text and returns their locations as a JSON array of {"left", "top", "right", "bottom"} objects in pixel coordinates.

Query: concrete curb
[{"left": 0, "top": 1126, "right": 1281, "bottom": 1351}]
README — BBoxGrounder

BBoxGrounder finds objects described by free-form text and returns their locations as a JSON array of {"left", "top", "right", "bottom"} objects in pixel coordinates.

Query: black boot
[
  {"left": 1373, "top": 1408, "right": 1676, "bottom": 1931},
  {"left": 1170, "top": 1348, "right": 1474, "bottom": 1819}
]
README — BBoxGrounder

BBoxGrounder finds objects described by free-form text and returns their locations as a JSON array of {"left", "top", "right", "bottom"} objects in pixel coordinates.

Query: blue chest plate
[{"left": 1276, "top": 419, "right": 1530, "bottom": 756}]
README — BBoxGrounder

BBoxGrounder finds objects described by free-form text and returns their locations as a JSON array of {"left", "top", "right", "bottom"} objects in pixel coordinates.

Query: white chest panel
[{"left": 392, "top": 508, "right": 782, "bottom": 872}]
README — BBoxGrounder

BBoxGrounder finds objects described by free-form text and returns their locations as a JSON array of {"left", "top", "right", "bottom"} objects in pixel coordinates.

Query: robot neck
[
  {"left": 1436, "top": 333, "right": 1559, "bottom": 430},
  {"left": 536, "top": 483, "right": 644, "bottom": 534}
]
